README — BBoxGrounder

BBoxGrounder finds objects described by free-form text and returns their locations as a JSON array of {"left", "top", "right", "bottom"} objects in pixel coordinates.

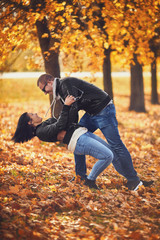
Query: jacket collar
[{"left": 53, "top": 78, "right": 61, "bottom": 101}]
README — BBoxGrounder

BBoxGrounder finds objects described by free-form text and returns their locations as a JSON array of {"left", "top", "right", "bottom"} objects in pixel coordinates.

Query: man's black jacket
[{"left": 56, "top": 77, "right": 111, "bottom": 123}]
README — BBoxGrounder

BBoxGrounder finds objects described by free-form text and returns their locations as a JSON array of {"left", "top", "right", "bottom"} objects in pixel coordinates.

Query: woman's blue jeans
[
  {"left": 74, "top": 132, "right": 113, "bottom": 180},
  {"left": 74, "top": 104, "right": 139, "bottom": 181}
]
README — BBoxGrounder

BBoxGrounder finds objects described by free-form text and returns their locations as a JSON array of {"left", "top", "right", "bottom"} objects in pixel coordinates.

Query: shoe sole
[{"left": 133, "top": 181, "right": 143, "bottom": 191}]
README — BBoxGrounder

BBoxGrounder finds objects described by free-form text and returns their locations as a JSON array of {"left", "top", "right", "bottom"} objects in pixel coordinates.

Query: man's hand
[
  {"left": 64, "top": 95, "right": 76, "bottom": 106},
  {"left": 57, "top": 130, "right": 66, "bottom": 141}
]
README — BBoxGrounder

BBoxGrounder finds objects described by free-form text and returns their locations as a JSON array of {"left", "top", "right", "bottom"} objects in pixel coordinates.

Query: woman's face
[{"left": 27, "top": 113, "right": 42, "bottom": 126}]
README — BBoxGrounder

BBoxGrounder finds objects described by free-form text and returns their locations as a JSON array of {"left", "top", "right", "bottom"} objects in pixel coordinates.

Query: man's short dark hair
[{"left": 37, "top": 74, "right": 53, "bottom": 86}]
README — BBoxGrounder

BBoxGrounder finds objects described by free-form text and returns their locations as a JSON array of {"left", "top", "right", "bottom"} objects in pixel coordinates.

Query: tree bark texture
[
  {"left": 129, "top": 54, "right": 146, "bottom": 112},
  {"left": 151, "top": 58, "right": 159, "bottom": 104},
  {"left": 103, "top": 48, "right": 113, "bottom": 99},
  {"left": 36, "top": 18, "right": 62, "bottom": 118}
]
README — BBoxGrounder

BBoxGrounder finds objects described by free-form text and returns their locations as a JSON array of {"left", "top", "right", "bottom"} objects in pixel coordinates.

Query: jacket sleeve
[
  {"left": 36, "top": 105, "right": 70, "bottom": 142},
  {"left": 61, "top": 81, "right": 82, "bottom": 125}
]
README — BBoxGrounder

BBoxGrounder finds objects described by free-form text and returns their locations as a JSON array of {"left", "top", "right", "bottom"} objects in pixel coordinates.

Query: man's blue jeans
[
  {"left": 74, "top": 104, "right": 139, "bottom": 181},
  {"left": 74, "top": 132, "right": 113, "bottom": 180}
]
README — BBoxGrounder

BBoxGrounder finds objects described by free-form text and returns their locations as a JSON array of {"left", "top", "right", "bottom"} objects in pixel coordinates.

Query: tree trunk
[
  {"left": 129, "top": 54, "right": 146, "bottom": 112},
  {"left": 151, "top": 57, "right": 159, "bottom": 104},
  {"left": 103, "top": 47, "right": 113, "bottom": 99},
  {"left": 36, "top": 18, "right": 62, "bottom": 118}
]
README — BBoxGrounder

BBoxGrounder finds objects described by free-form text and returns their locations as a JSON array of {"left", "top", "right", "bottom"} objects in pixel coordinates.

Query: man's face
[{"left": 38, "top": 81, "right": 53, "bottom": 95}]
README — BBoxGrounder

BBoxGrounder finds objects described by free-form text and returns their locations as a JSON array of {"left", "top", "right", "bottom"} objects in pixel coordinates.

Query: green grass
[
  {"left": 0, "top": 75, "right": 159, "bottom": 104},
  {"left": 0, "top": 78, "right": 47, "bottom": 103}
]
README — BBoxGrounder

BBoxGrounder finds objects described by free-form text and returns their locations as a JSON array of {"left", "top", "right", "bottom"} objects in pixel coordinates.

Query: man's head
[{"left": 37, "top": 74, "right": 54, "bottom": 95}]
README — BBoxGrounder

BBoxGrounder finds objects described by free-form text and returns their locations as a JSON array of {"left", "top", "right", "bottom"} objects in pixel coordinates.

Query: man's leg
[
  {"left": 91, "top": 107, "right": 153, "bottom": 189},
  {"left": 91, "top": 104, "right": 139, "bottom": 182},
  {"left": 80, "top": 125, "right": 128, "bottom": 178},
  {"left": 101, "top": 124, "right": 139, "bottom": 181}
]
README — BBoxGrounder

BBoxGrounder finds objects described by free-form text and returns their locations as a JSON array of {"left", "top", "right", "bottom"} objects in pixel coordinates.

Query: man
[{"left": 37, "top": 73, "right": 153, "bottom": 190}]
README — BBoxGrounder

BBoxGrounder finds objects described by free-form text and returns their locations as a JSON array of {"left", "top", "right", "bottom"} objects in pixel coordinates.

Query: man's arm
[
  {"left": 36, "top": 96, "right": 75, "bottom": 141},
  {"left": 61, "top": 81, "right": 83, "bottom": 125}
]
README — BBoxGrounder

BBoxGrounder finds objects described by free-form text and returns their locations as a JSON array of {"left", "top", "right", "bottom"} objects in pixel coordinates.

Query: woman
[{"left": 12, "top": 96, "right": 114, "bottom": 189}]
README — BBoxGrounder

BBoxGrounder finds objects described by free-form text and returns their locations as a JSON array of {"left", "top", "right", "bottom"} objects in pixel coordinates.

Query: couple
[{"left": 12, "top": 74, "right": 152, "bottom": 190}]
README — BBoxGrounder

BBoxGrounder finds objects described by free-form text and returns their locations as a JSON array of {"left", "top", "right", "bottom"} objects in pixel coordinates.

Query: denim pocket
[{"left": 92, "top": 104, "right": 118, "bottom": 129}]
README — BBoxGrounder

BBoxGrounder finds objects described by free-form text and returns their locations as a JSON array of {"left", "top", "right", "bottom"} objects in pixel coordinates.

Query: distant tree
[
  {"left": 103, "top": 47, "right": 113, "bottom": 98},
  {"left": 69, "top": 0, "right": 160, "bottom": 111},
  {"left": 35, "top": 17, "right": 62, "bottom": 117},
  {"left": 1, "top": 0, "right": 159, "bottom": 113},
  {"left": 129, "top": 54, "right": 145, "bottom": 112},
  {"left": 150, "top": 28, "right": 160, "bottom": 104},
  {"left": 151, "top": 54, "right": 159, "bottom": 105},
  {"left": 112, "top": 0, "right": 160, "bottom": 111},
  {"left": 0, "top": 50, "right": 22, "bottom": 72},
  {"left": 0, "top": 0, "right": 68, "bottom": 117}
]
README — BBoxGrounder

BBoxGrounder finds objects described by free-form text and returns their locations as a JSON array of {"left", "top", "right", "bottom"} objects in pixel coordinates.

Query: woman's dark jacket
[
  {"left": 56, "top": 77, "right": 111, "bottom": 123},
  {"left": 36, "top": 105, "right": 80, "bottom": 145}
]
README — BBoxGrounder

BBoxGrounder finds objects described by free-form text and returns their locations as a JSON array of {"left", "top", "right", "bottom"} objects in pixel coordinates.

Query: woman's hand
[{"left": 64, "top": 95, "right": 76, "bottom": 106}]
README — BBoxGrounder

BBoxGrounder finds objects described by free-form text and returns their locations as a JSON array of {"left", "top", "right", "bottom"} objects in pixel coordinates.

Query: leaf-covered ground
[{"left": 0, "top": 77, "right": 160, "bottom": 240}]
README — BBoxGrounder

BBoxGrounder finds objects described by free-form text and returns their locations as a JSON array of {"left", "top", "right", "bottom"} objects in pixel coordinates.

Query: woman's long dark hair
[{"left": 12, "top": 112, "right": 35, "bottom": 143}]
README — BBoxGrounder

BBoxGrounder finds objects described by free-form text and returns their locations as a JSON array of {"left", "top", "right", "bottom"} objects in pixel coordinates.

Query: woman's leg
[
  {"left": 74, "top": 113, "right": 98, "bottom": 178},
  {"left": 74, "top": 132, "right": 113, "bottom": 180}
]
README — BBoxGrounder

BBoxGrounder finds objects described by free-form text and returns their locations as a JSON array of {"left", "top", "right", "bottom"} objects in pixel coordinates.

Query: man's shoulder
[{"left": 61, "top": 76, "right": 83, "bottom": 82}]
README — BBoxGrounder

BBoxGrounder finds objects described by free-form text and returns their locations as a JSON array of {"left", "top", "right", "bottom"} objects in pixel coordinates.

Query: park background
[{"left": 0, "top": 1, "right": 160, "bottom": 239}]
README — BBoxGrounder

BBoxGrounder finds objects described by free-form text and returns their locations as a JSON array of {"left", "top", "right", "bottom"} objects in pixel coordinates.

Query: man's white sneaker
[{"left": 126, "top": 180, "right": 143, "bottom": 191}]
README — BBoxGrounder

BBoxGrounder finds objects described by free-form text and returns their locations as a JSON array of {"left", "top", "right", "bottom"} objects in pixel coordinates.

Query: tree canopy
[{"left": 0, "top": 0, "right": 159, "bottom": 72}]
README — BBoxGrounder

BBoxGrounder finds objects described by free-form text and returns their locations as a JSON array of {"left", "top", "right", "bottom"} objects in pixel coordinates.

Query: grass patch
[
  {"left": 1, "top": 75, "right": 159, "bottom": 104},
  {"left": 0, "top": 78, "right": 47, "bottom": 103}
]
